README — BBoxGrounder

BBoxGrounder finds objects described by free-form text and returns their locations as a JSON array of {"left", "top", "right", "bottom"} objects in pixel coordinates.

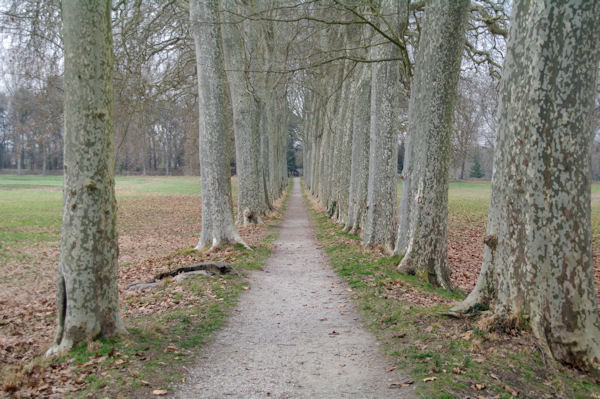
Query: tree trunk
[
  {"left": 333, "top": 54, "right": 357, "bottom": 225},
  {"left": 362, "top": 0, "right": 400, "bottom": 252},
  {"left": 452, "top": 0, "right": 600, "bottom": 370},
  {"left": 345, "top": 63, "right": 371, "bottom": 234},
  {"left": 41, "top": 141, "right": 47, "bottom": 175},
  {"left": 221, "top": 6, "right": 268, "bottom": 225},
  {"left": 190, "top": 0, "right": 246, "bottom": 251},
  {"left": 48, "top": 0, "right": 124, "bottom": 355},
  {"left": 396, "top": 0, "right": 469, "bottom": 289}
]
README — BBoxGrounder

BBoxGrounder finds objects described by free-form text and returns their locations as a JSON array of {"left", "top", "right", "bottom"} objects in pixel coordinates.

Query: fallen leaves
[
  {"left": 0, "top": 193, "right": 274, "bottom": 398},
  {"left": 472, "top": 383, "right": 487, "bottom": 390},
  {"left": 504, "top": 384, "right": 519, "bottom": 396},
  {"left": 152, "top": 389, "right": 168, "bottom": 395}
]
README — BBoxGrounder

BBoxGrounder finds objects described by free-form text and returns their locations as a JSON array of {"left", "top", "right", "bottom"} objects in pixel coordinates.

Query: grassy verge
[{"left": 304, "top": 185, "right": 600, "bottom": 399}]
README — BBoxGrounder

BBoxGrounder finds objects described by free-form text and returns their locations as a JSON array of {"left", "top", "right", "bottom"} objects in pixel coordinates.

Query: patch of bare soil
[{"left": 0, "top": 194, "right": 276, "bottom": 398}]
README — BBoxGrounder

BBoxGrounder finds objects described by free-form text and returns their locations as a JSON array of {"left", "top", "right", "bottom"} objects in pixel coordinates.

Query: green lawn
[
  {"left": 3, "top": 175, "right": 600, "bottom": 256},
  {"left": 0, "top": 175, "right": 202, "bottom": 257},
  {"left": 399, "top": 179, "right": 600, "bottom": 242}
]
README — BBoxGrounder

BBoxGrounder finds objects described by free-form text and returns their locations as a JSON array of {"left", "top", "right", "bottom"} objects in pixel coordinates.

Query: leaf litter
[{"left": 0, "top": 194, "right": 279, "bottom": 398}]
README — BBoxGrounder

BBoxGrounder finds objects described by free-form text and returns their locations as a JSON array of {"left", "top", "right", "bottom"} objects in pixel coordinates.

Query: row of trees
[
  {"left": 0, "top": 0, "right": 499, "bottom": 179},
  {"left": 45, "top": 0, "right": 292, "bottom": 353},
  {"left": 301, "top": 0, "right": 600, "bottom": 371}
]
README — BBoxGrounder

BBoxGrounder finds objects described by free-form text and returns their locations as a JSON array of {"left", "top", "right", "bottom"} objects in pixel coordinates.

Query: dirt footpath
[{"left": 174, "top": 178, "right": 414, "bottom": 398}]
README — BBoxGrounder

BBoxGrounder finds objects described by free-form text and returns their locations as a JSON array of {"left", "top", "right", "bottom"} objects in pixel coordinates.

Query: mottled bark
[
  {"left": 220, "top": 3, "right": 267, "bottom": 225},
  {"left": 395, "top": 127, "right": 413, "bottom": 255},
  {"left": 396, "top": 0, "right": 469, "bottom": 289},
  {"left": 48, "top": 0, "right": 125, "bottom": 355},
  {"left": 327, "top": 46, "right": 349, "bottom": 220},
  {"left": 190, "top": 0, "right": 245, "bottom": 251},
  {"left": 345, "top": 63, "right": 371, "bottom": 234},
  {"left": 362, "top": 0, "right": 401, "bottom": 252},
  {"left": 452, "top": 0, "right": 600, "bottom": 370},
  {"left": 334, "top": 30, "right": 360, "bottom": 224}
]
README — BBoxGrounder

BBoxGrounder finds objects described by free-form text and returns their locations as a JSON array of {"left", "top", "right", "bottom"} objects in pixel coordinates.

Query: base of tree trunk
[
  {"left": 194, "top": 235, "right": 250, "bottom": 252},
  {"left": 46, "top": 323, "right": 127, "bottom": 357}
]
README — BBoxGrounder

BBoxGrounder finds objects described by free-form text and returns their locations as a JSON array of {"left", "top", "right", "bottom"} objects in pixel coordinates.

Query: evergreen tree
[{"left": 469, "top": 157, "right": 484, "bottom": 178}]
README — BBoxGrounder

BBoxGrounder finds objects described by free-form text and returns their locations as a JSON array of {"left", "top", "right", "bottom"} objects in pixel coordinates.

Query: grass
[
  {"left": 70, "top": 272, "right": 247, "bottom": 398},
  {"left": 307, "top": 182, "right": 600, "bottom": 399},
  {"left": 3, "top": 174, "right": 599, "bottom": 397},
  {"left": 400, "top": 179, "right": 600, "bottom": 243},
  {"left": 0, "top": 175, "right": 203, "bottom": 258}
]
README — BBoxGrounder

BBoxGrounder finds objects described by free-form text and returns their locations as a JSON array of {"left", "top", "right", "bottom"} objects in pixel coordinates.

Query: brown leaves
[
  {"left": 504, "top": 384, "right": 519, "bottom": 396},
  {"left": 0, "top": 193, "right": 274, "bottom": 398},
  {"left": 447, "top": 217, "right": 486, "bottom": 293}
]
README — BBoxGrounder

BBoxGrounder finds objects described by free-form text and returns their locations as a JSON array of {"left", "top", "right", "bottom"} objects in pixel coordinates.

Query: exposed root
[{"left": 348, "top": 226, "right": 359, "bottom": 236}]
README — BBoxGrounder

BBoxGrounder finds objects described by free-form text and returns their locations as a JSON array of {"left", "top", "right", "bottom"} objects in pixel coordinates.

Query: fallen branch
[
  {"left": 151, "top": 261, "right": 234, "bottom": 281},
  {"left": 126, "top": 262, "right": 236, "bottom": 291}
]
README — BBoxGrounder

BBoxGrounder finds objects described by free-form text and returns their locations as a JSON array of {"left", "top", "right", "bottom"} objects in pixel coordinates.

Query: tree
[
  {"left": 189, "top": 0, "right": 246, "bottom": 251},
  {"left": 396, "top": 0, "right": 469, "bottom": 289},
  {"left": 344, "top": 63, "right": 371, "bottom": 234},
  {"left": 451, "top": 0, "right": 600, "bottom": 370},
  {"left": 286, "top": 134, "right": 297, "bottom": 176},
  {"left": 362, "top": 0, "right": 404, "bottom": 252},
  {"left": 47, "top": 0, "right": 124, "bottom": 355},
  {"left": 469, "top": 156, "right": 484, "bottom": 178},
  {"left": 452, "top": 80, "right": 480, "bottom": 180},
  {"left": 220, "top": 1, "right": 269, "bottom": 225}
]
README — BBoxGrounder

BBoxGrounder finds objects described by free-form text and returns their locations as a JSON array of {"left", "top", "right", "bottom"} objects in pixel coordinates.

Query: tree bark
[
  {"left": 345, "top": 63, "right": 371, "bottom": 234},
  {"left": 190, "top": 0, "right": 246, "bottom": 251},
  {"left": 362, "top": 0, "right": 401, "bottom": 252},
  {"left": 452, "top": 0, "right": 600, "bottom": 370},
  {"left": 221, "top": 2, "right": 268, "bottom": 225},
  {"left": 48, "top": 0, "right": 125, "bottom": 355},
  {"left": 396, "top": 0, "right": 469, "bottom": 289}
]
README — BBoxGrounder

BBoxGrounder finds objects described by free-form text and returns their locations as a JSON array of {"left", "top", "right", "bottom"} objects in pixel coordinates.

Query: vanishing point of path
[{"left": 175, "top": 179, "right": 414, "bottom": 398}]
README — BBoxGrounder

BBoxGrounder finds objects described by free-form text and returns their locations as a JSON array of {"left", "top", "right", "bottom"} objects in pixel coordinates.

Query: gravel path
[{"left": 174, "top": 178, "right": 414, "bottom": 398}]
